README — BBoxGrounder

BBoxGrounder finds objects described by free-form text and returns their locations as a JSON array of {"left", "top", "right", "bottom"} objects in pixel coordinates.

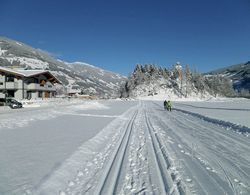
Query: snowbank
[
  {"left": 137, "top": 92, "right": 213, "bottom": 101},
  {"left": 20, "top": 98, "right": 107, "bottom": 109}
]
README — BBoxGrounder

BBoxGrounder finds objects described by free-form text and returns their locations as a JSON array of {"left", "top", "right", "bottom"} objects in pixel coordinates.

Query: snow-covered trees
[
  {"left": 121, "top": 64, "right": 165, "bottom": 97},
  {"left": 185, "top": 64, "right": 191, "bottom": 97},
  {"left": 205, "top": 75, "right": 235, "bottom": 97},
  {"left": 121, "top": 63, "right": 236, "bottom": 98}
]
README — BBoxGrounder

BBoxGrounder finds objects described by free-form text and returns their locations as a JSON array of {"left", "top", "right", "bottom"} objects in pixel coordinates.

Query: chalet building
[
  {"left": 0, "top": 67, "right": 61, "bottom": 99},
  {"left": 67, "top": 85, "right": 82, "bottom": 97}
]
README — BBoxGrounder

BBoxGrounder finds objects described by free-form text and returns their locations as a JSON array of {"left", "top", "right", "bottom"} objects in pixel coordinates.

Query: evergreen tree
[{"left": 120, "top": 63, "right": 236, "bottom": 98}]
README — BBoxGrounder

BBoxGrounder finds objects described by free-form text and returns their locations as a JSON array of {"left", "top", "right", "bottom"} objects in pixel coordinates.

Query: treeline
[{"left": 120, "top": 63, "right": 236, "bottom": 98}]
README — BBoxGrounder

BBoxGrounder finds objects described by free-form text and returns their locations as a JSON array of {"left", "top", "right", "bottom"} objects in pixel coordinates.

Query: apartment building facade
[{"left": 0, "top": 67, "right": 61, "bottom": 99}]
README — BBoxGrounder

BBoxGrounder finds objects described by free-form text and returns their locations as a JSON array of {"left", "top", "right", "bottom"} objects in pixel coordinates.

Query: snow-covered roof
[
  {"left": 15, "top": 69, "right": 49, "bottom": 77},
  {"left": 0, "top": 66, "right": 45, "bottom": 76},
  {"left": 67, "top": 89, "right": 81, "bottom": 94},
  {"left": 0, "top": 66, "right": 61, "bottom": 83},
  {"left": 67, "top": 85, "right": 81, "bottom": 94}
]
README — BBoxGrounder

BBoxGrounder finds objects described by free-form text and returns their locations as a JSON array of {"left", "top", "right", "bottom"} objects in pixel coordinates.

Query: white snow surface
[
  {"left": 2, "top": 56, "right": 49, "bottom": 69},
  {"left": 67, "top": 61, "right": 96, "bottom": 68},
  {"left": 133, "top": 80, "right": 213, "bottom": 101},
  {"left": 16, "top": 42, "right": 22, "bottom": 46},
  {"left": 0, "top": 99, "right": 249, "bottom": 195},
  {"left": 0, "top": 66, "right": 50, "bottom": 77},
  {"left": 0, "top": 47, "right": 8, "bottom": 55},
  {"left": 173, "top": 98, "right": 250, "bottom": 128}
]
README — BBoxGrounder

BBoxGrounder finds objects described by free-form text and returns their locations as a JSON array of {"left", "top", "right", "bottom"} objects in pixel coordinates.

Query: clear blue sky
[{"left": 0, "top": 0, "right": 249, "bottom": 75}]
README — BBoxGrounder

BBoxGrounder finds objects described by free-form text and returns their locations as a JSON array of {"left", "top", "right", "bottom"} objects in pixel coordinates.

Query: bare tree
[{"left": 185, "top": 64, "right": 191, "bottom": 97}]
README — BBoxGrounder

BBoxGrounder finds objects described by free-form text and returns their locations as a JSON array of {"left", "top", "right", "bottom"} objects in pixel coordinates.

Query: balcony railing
[
  {"left": 0, "top": 93, "right": 5, "bottom": 98},
  {"left": 27, "top": 83, "right": 56, "bottom": 91},
  {"left": 0, "top": 82, "right": 56, "bottom": 91},
  {"left": 0, "top": 82, "right": 19, "bottom": 89}
]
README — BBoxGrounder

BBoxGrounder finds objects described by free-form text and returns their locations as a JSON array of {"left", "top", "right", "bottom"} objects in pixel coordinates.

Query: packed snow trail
[
  {"left": 33, "top": 100, "right": 249, "bottom": 194},
  {"left": 36, "top": 101, "right": 181, "bottom": 194},
  {"left": 0, "top": 100, "right": 136, "bottom": 195},
  {"left": 151, "top": 101, "right": 250, "bottom": 194},
  {"left": 93, "top": 110, "right": 138, "bottom": 194}
]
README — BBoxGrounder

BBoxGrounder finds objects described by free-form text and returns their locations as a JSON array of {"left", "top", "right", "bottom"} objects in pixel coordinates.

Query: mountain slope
[
  {"left": 0, "top": 36, "right": 126, "bottom": 98},
  {"left": 207, "top": 61, "right": 250, "bottom": 92},
  {"left": 65, "top": 62, "right": 126, "bottom": 97}
]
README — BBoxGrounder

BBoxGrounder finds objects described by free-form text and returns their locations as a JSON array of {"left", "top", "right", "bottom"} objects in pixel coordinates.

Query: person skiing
[
  {"left": 164, "top": 100, "right": 167, "bottom": 110},
  {"left": 166, "top": 100, "right": 172, "bottom": 111}
]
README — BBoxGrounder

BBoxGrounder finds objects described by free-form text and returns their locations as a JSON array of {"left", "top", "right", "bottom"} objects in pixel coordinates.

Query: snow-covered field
[
  {"left": 0, "top": 99, "right": 249, "bottom": 194},
  {"left": 0, "top": 100, "right": 136, "bottom": 194},
  {"left": 173, "top": 98, "right": 250, "bottom": 128}
]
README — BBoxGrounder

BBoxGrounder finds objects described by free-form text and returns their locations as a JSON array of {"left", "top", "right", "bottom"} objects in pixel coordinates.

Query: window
[
  {"left": 27, "top": 92, "right": 32, "bottom": 100},
  {"left": 38, "top": 91, "right": 43, "bottom": 98},
  {"left": 27, "top": 78, "right": 39, "bottom": 84},
  {"left": 40, "top": 80, "right": 46, "bottom": 86},
  {"left": 0, "top": 82, "right": 3, "bottom": 85},
  {"left": 6, "top": 90, "right": 14, "bottom": 97},
  {"left": 6, "top": 76, "right": 14, "bottom": 82}
]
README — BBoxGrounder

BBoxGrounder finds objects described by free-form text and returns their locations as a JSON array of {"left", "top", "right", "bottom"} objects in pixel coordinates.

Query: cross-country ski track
[{"left": 33, "top": 100, "right": 250, "bottom": 195}]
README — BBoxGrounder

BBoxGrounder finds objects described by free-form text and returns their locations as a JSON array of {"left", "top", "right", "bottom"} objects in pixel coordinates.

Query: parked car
[
  {"left": 6, "top": 98, "right": 23, "bottom": 109},
  {"left": 0, "top": 98, "right": 23, "bottom": 109}
]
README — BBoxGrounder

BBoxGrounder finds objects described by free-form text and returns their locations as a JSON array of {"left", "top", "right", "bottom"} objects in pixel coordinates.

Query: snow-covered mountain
[
  {"left": 206, "top": 61, "right": 250, "bottom": 93},
  {"left": 0, "top": 37, "right": 126, "bottom": 98},
  {"left": 121, "top": 64, "right": 235, "bottom": 99},
  {"left": 65, "top": 62, "right": 126, "bottom": 97}
]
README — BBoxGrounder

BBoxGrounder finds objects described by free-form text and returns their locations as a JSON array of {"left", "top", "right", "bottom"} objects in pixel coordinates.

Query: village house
[
  {"left": 67, "top": 85, "right": 82, "bottom": 97},
  {"left": 0, "top": 66, "right": 61, "bottom": 99}
]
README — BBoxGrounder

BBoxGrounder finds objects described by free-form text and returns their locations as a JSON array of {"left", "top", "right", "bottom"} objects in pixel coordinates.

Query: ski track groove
[
  {"left": 28, "top": 101, "right": 249, "bottom": 195},
  {"left": 152, "top": 116, "right": 228, "bottom": 194},
  {"left": 172, "top": 108, "right": 250, "bottom": 150},
  {"left": 202, "top": 143, "right": 250, "bottom": 189},
  {"left": 170, "top": 113, "right": 250, "bottom": 177},
  {"left": 145, "top": 111, "right": 170, "bottom": 194},
  {"left": 94, "top": 109, "right": 138, "bottom": 195},
  {"left": 174, "top": 107, "right": 250, "bottom": 135},
  {"left": 169, "top": 107, "right": 250, "bottom": 185},
  {"left": 144, "top": 103, "right": 181, "bottom": 195},
  {"left": 215, "top": 159, "right": 236, "bottom": 195},
  {"left": 151, "top": 101, "right": 250, "bottom": 194},
  {"left": 153, "top": 102, "right": 250, "bottom": 162},
  {"left": 95, "top": 101, "right": 181, "bottom": 195},
  {"left": 118, "top": 112, "right": 153, "bottom": 195}
]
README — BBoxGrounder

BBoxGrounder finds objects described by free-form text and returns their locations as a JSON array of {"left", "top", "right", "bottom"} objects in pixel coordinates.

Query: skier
[
  {"left": 166, "top": 100, "right": 172, "bottom": 111},
  {"left": 164, "top": 100, "right": 167, "bottom": 110}
]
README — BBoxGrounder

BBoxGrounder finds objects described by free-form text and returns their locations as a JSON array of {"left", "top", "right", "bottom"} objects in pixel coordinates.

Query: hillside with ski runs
[{"left": 0, "top": 37, "right": 126, "bottom": 98}]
